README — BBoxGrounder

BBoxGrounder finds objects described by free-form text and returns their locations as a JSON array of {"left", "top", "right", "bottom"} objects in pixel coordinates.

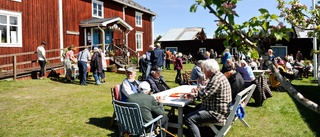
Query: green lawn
[{"left": 0, "top": 63, "right": 319, "bottom": 137}]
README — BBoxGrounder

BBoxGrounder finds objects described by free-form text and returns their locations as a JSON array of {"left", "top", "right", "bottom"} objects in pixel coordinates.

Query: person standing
[
  {"left": 77, "top": 48, "right": 90, "bottom": 86},
  {"left": 165, "top": 49, "right": 172, "bottom": 70},
  {"left": 100, "top": 49, "right": 107, "bottom": 83},
  {"left": 64, "top": 45, "right": 76, "bottom": 82},
  {"left": 90, "top": 47, "right": 103, "bottom": 85},
  {"left": 268, "top": 49, "right": 275, "bottom": 61},
  {"left": 184, "top": 59, "right": 232, "bottom": 137},
  {"left": 174, "top": 52, "right": 184, "bottom": 83},
  {"left": 209, "top": 49, "right": 216, "bottom": 59},
  {"left": 144, "top": 45, "right": 155, "bottom": 80},
  {"left": 37, "top": 41, "right": 47, "bottom": 80},
  {"left": 222, "top": 48, "right": 232, "bottom": 65},
  {"left": 151, "top": 43, "right": 165, "bottom": 68},
  {"left": 295, "top": 50, "right": 303, "bottom": 62}
]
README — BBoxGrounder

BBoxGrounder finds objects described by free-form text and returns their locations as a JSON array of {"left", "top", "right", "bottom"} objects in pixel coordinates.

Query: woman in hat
[{"left": 174, "top": 52, "right": 184, "bottom": 84}]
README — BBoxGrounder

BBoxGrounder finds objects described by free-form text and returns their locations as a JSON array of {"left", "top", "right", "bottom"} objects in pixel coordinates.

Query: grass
[{"left": 0, "top": 63, "right": 319, "bottom": 137}]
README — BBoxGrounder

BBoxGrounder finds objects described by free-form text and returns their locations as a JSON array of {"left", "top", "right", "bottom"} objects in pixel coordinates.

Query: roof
[
  {"left": 293, "top": 26, "right": 313, "bottom": 38},
  {"left": 80, "top": 17, "right": 133, "bottom": 30},
  {"left": 159, "top": 27, "right": 207, "bottom": 41},
  {"left": 113, "top": 0, "right": 157, "bottom": 16}
]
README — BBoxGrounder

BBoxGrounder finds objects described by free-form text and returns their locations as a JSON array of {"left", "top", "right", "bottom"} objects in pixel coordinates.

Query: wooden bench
[
  {"left": 198, "top": 84, "right": 257, "bottom": 137},
  {"left": 0, "top": 62, "right": 64, "bottom": 80}
]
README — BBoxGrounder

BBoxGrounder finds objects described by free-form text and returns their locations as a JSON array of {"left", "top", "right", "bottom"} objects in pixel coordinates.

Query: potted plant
[{"left": 107, "top": 64, "right": 117, "bottom": 72}]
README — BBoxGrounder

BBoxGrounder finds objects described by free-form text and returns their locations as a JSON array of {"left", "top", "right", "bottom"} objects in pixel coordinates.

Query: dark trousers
[
  {"left": 78, "top": 61, "right": 87, "bottom": 85},
  {"left": 175, "top": 69, "right": 182, "bottom": 82},
  {"left": 165, "top": 59, "right": 171, "bottom": 69},
  {"left": 184, "top": 108, "right": 219, "bottom": 137},
  {"left": 38, "top": 60, "right": 46, "bottom": 77}
]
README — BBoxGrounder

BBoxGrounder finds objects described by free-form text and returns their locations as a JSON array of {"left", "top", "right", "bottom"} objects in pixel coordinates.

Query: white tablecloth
[{"left": 152, "top": 85, "right": 196, "bottom": 137}]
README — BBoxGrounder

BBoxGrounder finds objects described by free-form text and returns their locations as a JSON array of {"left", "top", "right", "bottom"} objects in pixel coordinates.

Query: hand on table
[{"left": 156, "top": 96, "right": 163, "bottom": 103}]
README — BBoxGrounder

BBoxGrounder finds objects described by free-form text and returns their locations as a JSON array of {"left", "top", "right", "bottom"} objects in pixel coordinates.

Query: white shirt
[
  {"left": 37, "top": 46, "right": 46, "bottom": 61},
  {"left": 285, "top": 62, "right": 293, "bottom": 73}
]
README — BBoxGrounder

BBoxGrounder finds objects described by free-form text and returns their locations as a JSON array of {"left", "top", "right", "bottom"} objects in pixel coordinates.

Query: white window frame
[
  {"left": 0, "top": 10, "right": 22, "bottom": 47},
  {"left": 11, "top": 0, "right": 22, "bottom": 2},
  {"left": 135, "top": 11, "right": 143, "bottom": 27},
  {"left": 92, "top": 0, "right": 103, "bottom": 18},
  {"left": 136, "top": 31, "right": 143, "bottom": 51}
]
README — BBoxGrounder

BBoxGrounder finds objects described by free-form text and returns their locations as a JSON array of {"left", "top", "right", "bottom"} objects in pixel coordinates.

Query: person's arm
[
  {"left": 121, "top": 80, "right": 135, "bottom": 97},
  {"left": 41, "top": 48, "right": 46, "bottom": 61},
  {"left": 196, "top": 75, "right": 222, "bottom": 100},
  {"left": 150, "top": 97, "right": 166, "bottom": 115},
  {"left": 196, "top": 67, "right": 204, "bottom": 79}
]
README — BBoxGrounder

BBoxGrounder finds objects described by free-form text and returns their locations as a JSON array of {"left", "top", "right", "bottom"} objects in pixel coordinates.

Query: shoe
[{"left": 39, "top": 77, "right": 43, "bottom": 80}]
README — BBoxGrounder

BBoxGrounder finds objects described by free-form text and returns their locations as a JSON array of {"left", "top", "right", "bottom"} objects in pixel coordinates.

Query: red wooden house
[{"left": 0, "top": 0, "right": 156, "bottom": 79}]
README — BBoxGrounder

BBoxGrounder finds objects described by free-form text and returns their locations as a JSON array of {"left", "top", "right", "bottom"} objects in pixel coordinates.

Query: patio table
[{"left": 152, "top": 85, "right": 196, "bottom": 137}]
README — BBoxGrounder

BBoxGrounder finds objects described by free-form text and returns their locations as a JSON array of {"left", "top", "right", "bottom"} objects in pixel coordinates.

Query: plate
[{"left": 169, "top": 93, "right": 185, "bottom": 98}]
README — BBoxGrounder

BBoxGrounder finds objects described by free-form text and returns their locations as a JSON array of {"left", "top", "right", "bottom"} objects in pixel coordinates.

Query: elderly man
[
  {"left": 146, "top": 66, "right": 170, "bottom": 93},
  {"left": 120, "top": 67, "right": 140, "bottom": 101},
  {"left": 184, "top": 59, "right": 232, "bottom": 137},
  {"left": 190, "top": 60, "right": 205, "bottom": 85},
  {"left": 127, "top": 81, "right": 169, "bottom": 137}
]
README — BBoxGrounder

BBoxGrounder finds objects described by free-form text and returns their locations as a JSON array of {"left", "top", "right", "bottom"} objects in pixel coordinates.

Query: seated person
[
  {"left": 283, "top": 56, "right": 293, "bottom": 73},
  {"left": 127, "top": 81, "right": 169, "bottom": 137},
  {"left": 120, "top": 67, "right": 140, "bottom": 101},
  {"left": 240, "top": 60, "right": 255, "bottom": 80},
  {"left": 303, "top": 61, "right": 313, "bottom": 78},
  {"left": 190, "top": 60, "right": 205, "bottom": 85},
  {"left": 221, "top": 63, "right": 245, "bottom": 103},
  {"left": 146, "top": 66, "right": 170, "bottom": 93},
  {"left": 184, "top": 59, "right": 232, "bottom": 137}
]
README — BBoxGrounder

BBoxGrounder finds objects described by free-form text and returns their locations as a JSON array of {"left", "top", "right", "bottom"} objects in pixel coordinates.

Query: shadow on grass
[
  {"left": 290, "top": 84, "right": 320, "bottom": 136},
  {"left": 86, "top": 117, "right": 118, "bottom": 137},
  {"left": 48, "top": 76, "right": 96, "bottom": 85}
]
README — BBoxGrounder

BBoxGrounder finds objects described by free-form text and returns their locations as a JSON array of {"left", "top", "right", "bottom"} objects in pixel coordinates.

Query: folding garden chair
[
  {"left": 199, "top": 84, "right": 257, "bottom": 137},
  {"left": 113, "top": 100, "right": 163, "bottom": 137}
]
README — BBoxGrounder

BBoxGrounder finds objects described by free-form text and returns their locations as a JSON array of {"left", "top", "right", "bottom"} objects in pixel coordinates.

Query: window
[
  {"left": 136, "top": 32, "right": 143, "bottom": 51},
  {"left": 135, "top": 12, "right": 143, "bottom": 27},
  {"left": 92, "top": 0, "right": 103, "bottom": 18},
  {"left": 0, "top": 10, "right": 22, "bottom": 47}
]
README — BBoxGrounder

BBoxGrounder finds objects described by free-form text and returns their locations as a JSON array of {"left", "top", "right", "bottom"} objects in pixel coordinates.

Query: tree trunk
[{"left": 264, "top": 56, "right": 320, "bottom": 114}]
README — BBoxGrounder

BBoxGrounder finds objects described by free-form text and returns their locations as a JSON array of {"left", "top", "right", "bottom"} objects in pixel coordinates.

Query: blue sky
[{"left": 134, "top": 0, "right": 313, "bottom": 38}]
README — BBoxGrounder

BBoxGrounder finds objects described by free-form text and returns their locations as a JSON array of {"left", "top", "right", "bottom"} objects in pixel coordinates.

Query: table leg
[{"left": 177, "top": 107, "right": 183, "bottom": 137}]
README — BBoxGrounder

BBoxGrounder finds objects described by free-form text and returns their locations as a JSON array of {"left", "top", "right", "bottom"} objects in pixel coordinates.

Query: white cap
[{"left": 138, "top": 81, "right": 151, "bottom": 93}]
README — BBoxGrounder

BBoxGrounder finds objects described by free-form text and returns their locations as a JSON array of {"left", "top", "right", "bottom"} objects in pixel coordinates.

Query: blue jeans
[
  {"left": 145, "top": 63, "right": 152, "bottom": 80},
  {"left": 184, "top": 108, "right": 219, "bottom": 137},
  {"left": 78, "top": 61, "right": 87, "bottom": 85},
  {"left": 93, "top": 72, "right": 101, "bottom": 84}
]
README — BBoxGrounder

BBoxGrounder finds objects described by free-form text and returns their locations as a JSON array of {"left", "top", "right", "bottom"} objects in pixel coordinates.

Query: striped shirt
[{"left": 198, "top": 72, "right": 232, "bottom": 122}]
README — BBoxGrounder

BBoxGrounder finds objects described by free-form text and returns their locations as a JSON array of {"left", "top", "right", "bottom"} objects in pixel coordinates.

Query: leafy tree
[{"left": 190, "top": 0, "right": 320, "bottom": 114}]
